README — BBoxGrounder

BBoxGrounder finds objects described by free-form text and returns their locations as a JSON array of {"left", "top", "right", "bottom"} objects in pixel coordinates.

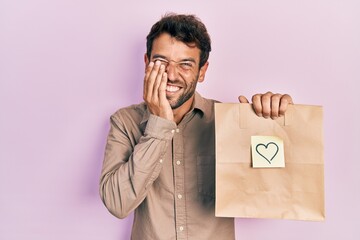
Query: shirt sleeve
[{"left": 99, "top": 113, "right": 176, "bottom": 219}]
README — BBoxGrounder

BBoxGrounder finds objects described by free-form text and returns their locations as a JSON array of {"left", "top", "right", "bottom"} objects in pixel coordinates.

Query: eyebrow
[{"left": 152, "top": 54, "right": 197, "bottom": 64}]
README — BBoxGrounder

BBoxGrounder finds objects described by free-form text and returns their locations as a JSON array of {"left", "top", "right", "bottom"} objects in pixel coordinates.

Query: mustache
[{"left": 166, "top": 79, "right": 185, "bottom": 87}]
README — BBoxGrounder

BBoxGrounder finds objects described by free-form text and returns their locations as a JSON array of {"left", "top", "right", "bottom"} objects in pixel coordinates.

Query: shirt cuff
[{"left": 144, "top": 114, "right": 177, "bottom": 140}]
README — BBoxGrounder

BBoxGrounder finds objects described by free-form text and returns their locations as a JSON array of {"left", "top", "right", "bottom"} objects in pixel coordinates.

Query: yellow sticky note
[{"left": 251, "top": 136, "right": 285, "bottom": 168}]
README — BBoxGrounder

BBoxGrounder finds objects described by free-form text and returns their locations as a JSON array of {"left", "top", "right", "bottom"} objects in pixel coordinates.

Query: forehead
[{"left": 151, "top": 33, "right": 200, "bottom": 62}]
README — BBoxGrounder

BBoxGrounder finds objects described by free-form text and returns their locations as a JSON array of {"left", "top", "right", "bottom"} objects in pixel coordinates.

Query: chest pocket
[{"left": 196, "top": 155, "right": 215, "bottom": 200}]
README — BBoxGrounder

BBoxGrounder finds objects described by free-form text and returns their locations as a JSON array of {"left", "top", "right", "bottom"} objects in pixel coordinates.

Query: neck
[{"left": 172, "top": 95, "right": 195, "bottom": 124}]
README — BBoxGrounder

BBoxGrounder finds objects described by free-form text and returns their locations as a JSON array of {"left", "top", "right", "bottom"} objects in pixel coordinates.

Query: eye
[{"left": 180, "top": 62, "right": 194, "bottom": 69}]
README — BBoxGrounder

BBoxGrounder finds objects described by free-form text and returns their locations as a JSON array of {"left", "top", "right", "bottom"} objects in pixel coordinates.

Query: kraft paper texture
[{"left": 215, "top": 103, "right": 325, "bottom": 221}]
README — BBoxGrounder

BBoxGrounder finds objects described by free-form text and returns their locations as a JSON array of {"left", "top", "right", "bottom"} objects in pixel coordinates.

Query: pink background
[{"left": 1, "top": 0, "right": 359, "bottom": 239}]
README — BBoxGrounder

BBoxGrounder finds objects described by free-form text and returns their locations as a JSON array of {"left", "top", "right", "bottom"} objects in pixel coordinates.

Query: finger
[
  {"left": 158, "top": 72, "right": 168, "bottom": 103},
  {"left": 145, "top": 61, "right": 154, "bottom": 75},
  {"left": 251, "top": 94, "right": 263, "bottom": 116},
  {"left": 238, "top": 95, "right": 249, "bottom": 103},
  {"left": 143, "top": 61, "right": 154, "bottom": 99},
  {"left": 270, "top": 93, "right": 282, "bottom": 119},
  {"left": 278, "top": 94, "right": 293, "bottom": 116},
  {"left": 152, "top": 64, "right": 165, "bottom": 100},
  {"left": 146, "top": 61, "right": 161, "bottom": 101},
  {"left": 260, "top": 91, "right": 272, "bottom": 118}
]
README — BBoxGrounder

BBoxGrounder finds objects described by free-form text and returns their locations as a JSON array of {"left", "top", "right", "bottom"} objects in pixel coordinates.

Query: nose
[{"left": 165, "top": 62, "right": 178, "bottom": 80}]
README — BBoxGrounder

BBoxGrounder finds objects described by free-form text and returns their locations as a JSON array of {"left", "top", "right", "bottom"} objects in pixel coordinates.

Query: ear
[
  {"left": 144, "top": 53, "right": 149, "bottom": 71},
  {"left": 197, "top": 61, "right": 209, "bottom": 83}
]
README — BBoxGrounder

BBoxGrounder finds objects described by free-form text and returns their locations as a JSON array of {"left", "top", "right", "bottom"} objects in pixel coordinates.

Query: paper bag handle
[{"left": 239, "top": 104, "right": 293, "bottom": 129}]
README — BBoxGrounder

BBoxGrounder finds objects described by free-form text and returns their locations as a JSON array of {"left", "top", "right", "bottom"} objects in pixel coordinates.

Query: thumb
[{"left": 238, "top": 95, "right": 249, "bottom": 103}]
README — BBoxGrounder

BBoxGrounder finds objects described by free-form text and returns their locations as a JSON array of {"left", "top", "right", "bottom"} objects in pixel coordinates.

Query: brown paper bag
[{"left": 215, "top": 103, "right": 325, "bottom": 221}]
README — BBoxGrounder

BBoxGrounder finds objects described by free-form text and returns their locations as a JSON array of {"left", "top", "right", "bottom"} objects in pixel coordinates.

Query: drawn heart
[{"left": 255, "top": 142, "right": 279, "bottom": 164}]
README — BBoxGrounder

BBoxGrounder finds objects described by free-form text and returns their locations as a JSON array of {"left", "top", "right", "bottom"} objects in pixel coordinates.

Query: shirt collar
[{"left": 192, "top": 91, "right": 206, "bottom": 116}]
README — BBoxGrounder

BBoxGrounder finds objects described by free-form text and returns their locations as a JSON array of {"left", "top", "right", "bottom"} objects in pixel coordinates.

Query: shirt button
[
  {"left": 176, "top": 128, "right": 180, "bottom": 133},
  {"left": 177, "top": 194, "right": 182, "bottom": 199},
  {"left": 176, "top": 160, "right": 181, "bottom": 165},
  {"left": 179, "top": 226, "right": 184, "bottom": 231},
  {"left": 159, "top": 159, "right": 163, "bottom": 163},
  {"left": 171, "top": 129, "right": 175, "bottom": 134}
]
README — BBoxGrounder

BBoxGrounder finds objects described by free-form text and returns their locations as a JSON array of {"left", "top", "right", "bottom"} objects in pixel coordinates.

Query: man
[{"left": 100, "top": 13, "right": 292, "bottom": 240}]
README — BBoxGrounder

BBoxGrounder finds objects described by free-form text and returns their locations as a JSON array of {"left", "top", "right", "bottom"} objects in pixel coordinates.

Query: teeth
[{"left": 166, "top": 85, "right": 180, "bottom": 92}]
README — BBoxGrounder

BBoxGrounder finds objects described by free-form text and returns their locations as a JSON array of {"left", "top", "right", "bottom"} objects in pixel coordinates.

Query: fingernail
[{"left": 155, "top": 60, "right": 160, "bottom": 65}]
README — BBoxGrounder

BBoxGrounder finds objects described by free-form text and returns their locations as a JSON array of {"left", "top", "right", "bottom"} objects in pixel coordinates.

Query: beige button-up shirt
[{"left": 100, "top": 92, "right": 234, "bottom": 240}]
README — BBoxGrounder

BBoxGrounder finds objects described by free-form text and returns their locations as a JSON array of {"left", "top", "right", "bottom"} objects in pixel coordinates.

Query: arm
[
  {"left": 100, "top": 60, "right": 175, "bottom": 219},
  {"left": 99, "top": 113, "right": 176, "bottom": 219}
]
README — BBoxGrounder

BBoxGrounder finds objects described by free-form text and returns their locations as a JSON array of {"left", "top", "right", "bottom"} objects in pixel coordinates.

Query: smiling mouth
[{"left": 166, "top": 85, "right": 181, "bottom": 93}]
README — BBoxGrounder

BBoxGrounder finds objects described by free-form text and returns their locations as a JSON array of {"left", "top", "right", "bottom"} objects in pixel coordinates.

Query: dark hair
[{"left": 146, "top": 13, "right": 211, "bottom": 68}]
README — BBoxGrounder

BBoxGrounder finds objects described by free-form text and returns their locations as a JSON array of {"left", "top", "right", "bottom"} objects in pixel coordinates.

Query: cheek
[{"left": 179, "top": 71, "right": 199, "bottom": 83}]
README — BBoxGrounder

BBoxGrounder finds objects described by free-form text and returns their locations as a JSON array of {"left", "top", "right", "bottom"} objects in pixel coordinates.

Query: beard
[{"left": 166, "top": 74, "right": 199, "bottom": 110}]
